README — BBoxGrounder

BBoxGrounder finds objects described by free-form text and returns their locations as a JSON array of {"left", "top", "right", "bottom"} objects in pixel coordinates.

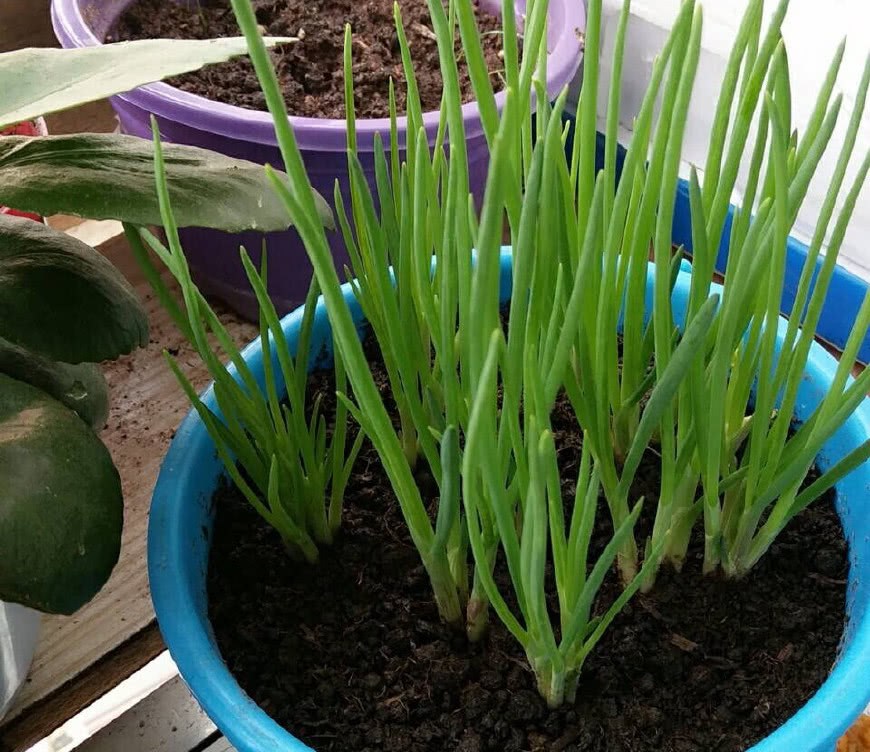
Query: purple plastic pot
[{"left": 51, "top": 0, "right": 586, "bottom": 320}]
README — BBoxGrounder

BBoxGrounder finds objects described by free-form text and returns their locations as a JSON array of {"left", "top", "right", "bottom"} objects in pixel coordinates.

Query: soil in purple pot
[
  {"left": 109, "top": 0, "right": 511, "bottom": 119},
  {"left": 206, "top": 341, "right": 848, "bottom": 752}
]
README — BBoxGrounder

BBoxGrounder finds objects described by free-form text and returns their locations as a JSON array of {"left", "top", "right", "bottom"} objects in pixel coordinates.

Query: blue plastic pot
[{"left": 149, "top": 250, "right": 870, "bottom": 752}]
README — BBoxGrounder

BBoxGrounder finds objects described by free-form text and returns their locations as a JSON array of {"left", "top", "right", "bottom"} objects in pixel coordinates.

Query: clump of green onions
[
  {"left": 554, "top": 0, "right": 709, "bottom": 584},
  {"left": 553, "top": 0, "right": 870, "bottom": 586},
  {"left": 637, "top": 0, "right": 870, "bottom": 581},
  {"left": 145, "top": 0, "right": 870, "bottom": 708},
  {"left": 221, "top": 0, "right": 723, "bottom": 695},
  {"left": 126, "top": 125, "right": 363, "bottom": 563},
  {"left": 335, "top": 0, "right": 722, "bottom": 623}
]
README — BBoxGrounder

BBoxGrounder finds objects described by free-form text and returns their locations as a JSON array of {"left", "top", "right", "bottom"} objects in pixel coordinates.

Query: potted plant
[
  {"left": 0, "top": 115, "right": 48, "bottom": 719},
  {"left": 0, "top": 34, "right": 332, "bottom": 719},
  {"left": 50, "top": 0, "right": 586, "bottom": 320},
  {"left": 145, "top": 0, "right": 870, "bottom": 749}
]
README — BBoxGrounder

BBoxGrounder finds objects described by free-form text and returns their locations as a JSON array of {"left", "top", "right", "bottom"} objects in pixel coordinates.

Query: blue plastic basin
[{"left": 149, "top": 250, "right": 870, "bottom": 751}]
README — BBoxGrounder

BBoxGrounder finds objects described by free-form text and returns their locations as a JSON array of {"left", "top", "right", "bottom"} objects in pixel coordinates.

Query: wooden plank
[
  {"left": 44, "top": 100, "right": 119, "bottom": 138},
  {"left": 0, "top": 1, "right": 54, "bottom": 53},
  {"left": 837, "top": 714, "right": 870, "bottom": 752},
  {"left": 0, "top": 225, "right": 257, "bottom": 750},
  {"left": 74, "top": 676, "right": 216, "bottom": 752}
]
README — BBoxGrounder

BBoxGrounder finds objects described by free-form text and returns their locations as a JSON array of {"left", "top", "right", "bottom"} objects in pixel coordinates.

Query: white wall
[{"left": 576, "top": 0, "right": 870, "bottom": 280}]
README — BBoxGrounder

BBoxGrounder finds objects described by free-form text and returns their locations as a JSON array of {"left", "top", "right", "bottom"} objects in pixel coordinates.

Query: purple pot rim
[{"left": 50, "top": 0, "right": 585, "bottom": 151}]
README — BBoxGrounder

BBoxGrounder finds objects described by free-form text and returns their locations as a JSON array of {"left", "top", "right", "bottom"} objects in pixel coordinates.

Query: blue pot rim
[{"left": 149, "top": 249, "right": 870, "bottom": 752}]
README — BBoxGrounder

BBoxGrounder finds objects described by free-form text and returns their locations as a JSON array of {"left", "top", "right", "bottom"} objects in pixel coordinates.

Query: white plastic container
[{"left": 0, "top": 602, "right": 40, "bottom": 720}]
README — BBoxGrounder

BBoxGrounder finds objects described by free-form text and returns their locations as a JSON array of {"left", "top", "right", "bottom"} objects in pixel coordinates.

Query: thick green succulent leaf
[
  {"left": 0, "top": 373, "right": 122, "bottom": 614},
  {"left": 0, "top": 134, "right": 333, "bottom": 232},
  {"left": 0, "top": 336, "right": 109, "bottom": 428},
  {"left": 0, "top": 213, "right": 148, "bottom": 363},
  {"left": 0, "top": 37, "right": 293, "bottom": 128}
]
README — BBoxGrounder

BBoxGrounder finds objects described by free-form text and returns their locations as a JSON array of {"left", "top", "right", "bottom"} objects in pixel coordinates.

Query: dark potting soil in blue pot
[{"left": 203, "top": 337, "right": 846, "bottom": 752}]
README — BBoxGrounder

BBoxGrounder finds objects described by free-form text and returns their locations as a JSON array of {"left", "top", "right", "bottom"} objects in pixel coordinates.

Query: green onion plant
[
  {"left": 213, "top": 0, "right": 714, "bottom": 649},
  {"left": 554, "top": 0, "right": 707, "bottom": 583},
  {"left": 554, "top": 0, "right": 870, "bottom": 586},
  {"left": 640, "top": 0, "right": 870, "bottom": 580},
  {"left": 127, "top": 127, "right": 363, "bottom": 563}
]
